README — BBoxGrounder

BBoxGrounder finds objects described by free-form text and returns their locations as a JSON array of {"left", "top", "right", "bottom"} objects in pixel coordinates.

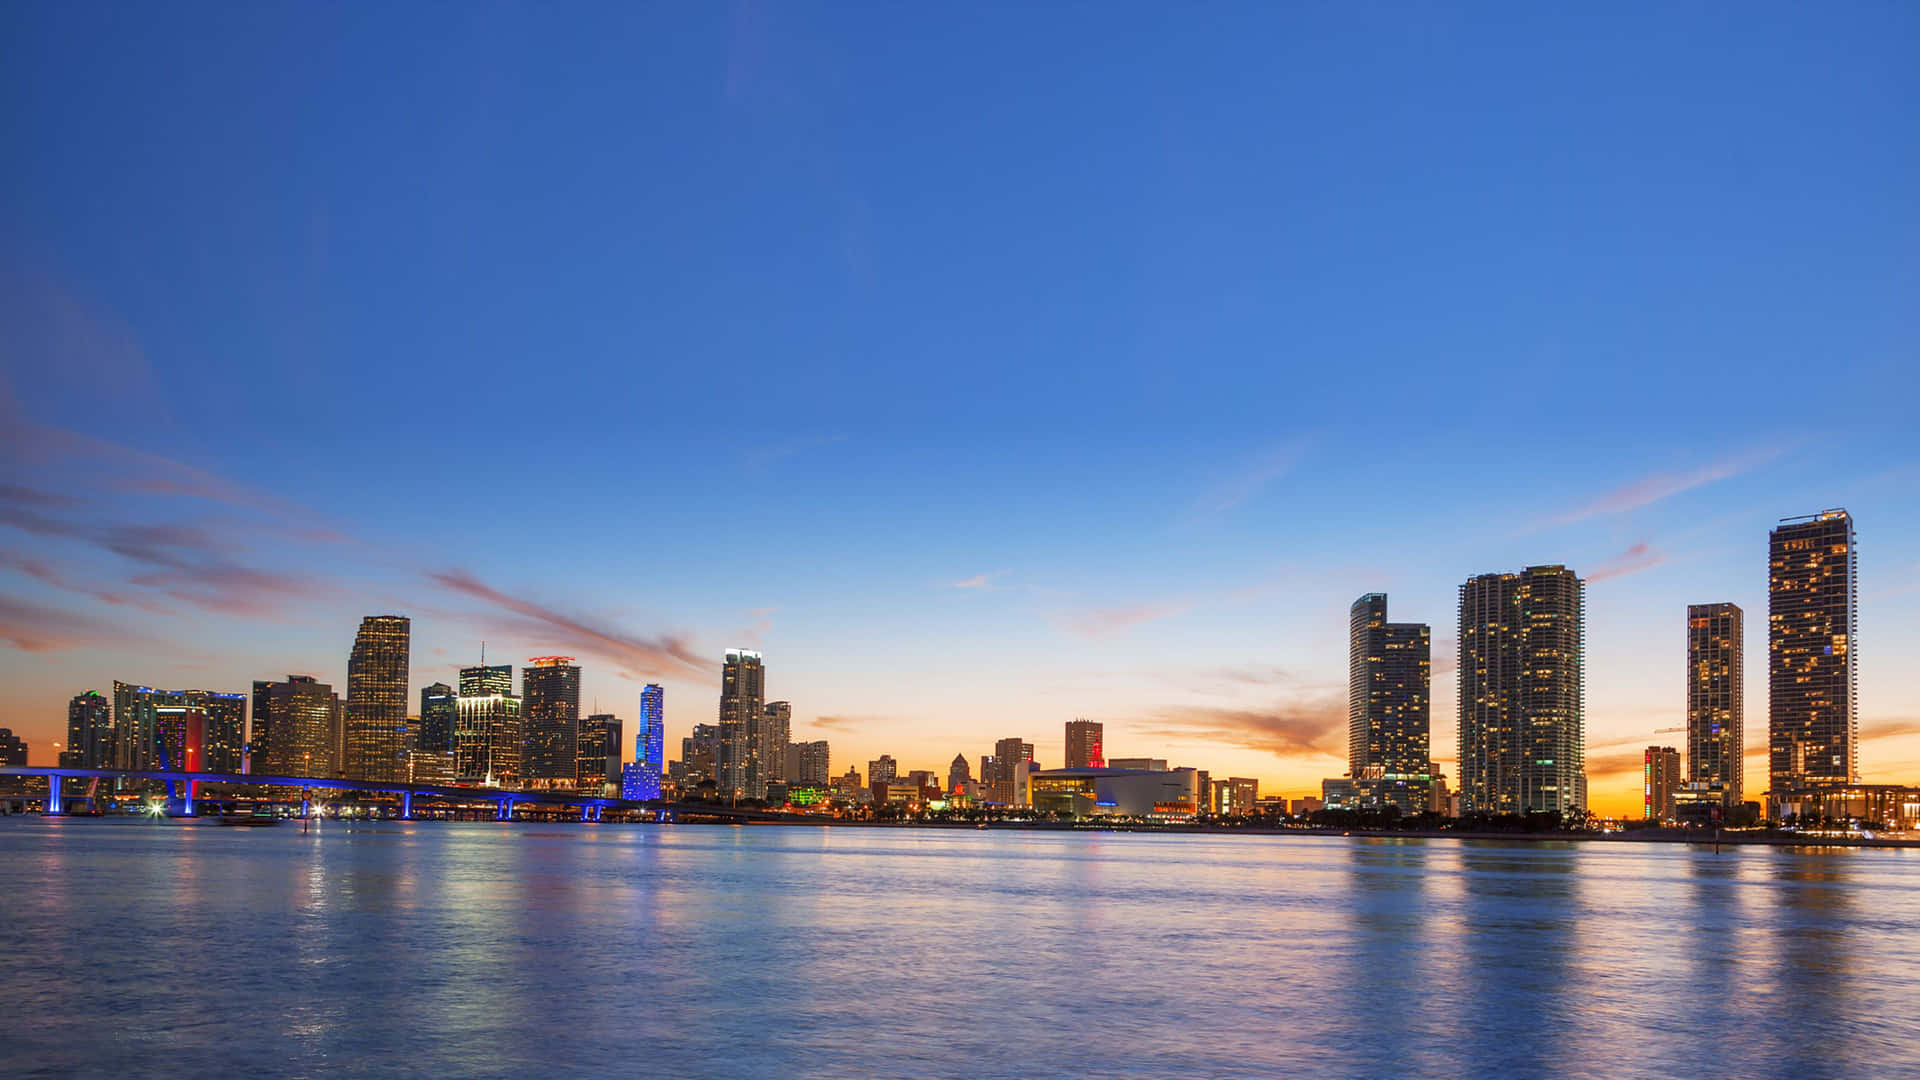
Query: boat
[{"left": 218, "top": 812, "right": 281, "bottom": 827}]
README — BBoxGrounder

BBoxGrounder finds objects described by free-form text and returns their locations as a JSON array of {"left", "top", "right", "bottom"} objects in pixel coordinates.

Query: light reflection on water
[{"left": 2, "top": 821, "right": 1916, "bottom": 1079}]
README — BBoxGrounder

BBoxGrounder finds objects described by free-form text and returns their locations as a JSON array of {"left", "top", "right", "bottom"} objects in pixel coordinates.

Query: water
[{"left": 1, "top": 820, "right": 1915, "bottom": 1079}]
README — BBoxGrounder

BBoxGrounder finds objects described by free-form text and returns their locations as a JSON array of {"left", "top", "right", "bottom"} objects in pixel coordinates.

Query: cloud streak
[{"left": 429, "top": 568, "right": 710, "bottom": 682}]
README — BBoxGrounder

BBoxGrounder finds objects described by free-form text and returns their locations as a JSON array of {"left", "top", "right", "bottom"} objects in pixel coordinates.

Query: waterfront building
[
  {"left": 795, "top": 740, "right": 830, "bottom": 786},
  {"left": 344, "top": 615, "right": 410, "bottom": 782},
  {"left": 64, "top": 690, "right": 113, "bottom": 768},
  {"left": 1644, "top": 746, "right": 1682, "bottom": 822},
  {"left": 1107, "top": 757, "right": 1168, "bottom": 772},
  {"left": 522, "top": 656, "right": 582, "bottom": 788},
  {"left": 869, "top": 754, "right": 898, "bottom": 784},
  {"left": 763, "top": 700, "right": 792, "bottom": 782},
  {"left": 1030, "top": 768, "right": 1203, "bottom": 820},
  {"left": 0, "top": 727, "right": 26, "bottom": 766},
  {"left": 1348, "top": 593, "right": 1433, "bottom": 813},
  {"left": 1769, "top": 510, "right": 1857, "bottom": 792},
  {"left": 1457, "top": 565, "right": 1587, "bottom": 818},
  {"left": 717, "top": 649, "right": 766, "bottom": 800},
  {"left": 418, "top": 683, "right": 457, "bottom": 755},
  {"left": 1065, "top": 719, "right": 1105, "bottom": 769},
  {"left": 578, "top": 713, "right": 619, "bottom": 794},
  {"left": 251, "top": 676, "right": 343, "bottom": 778},
  {"left": 456, "top": 666, "right": 522, "bottom": 785},
  {"left": 948, "top": 752, "right": 972, "bottom": 792},
  {"left": 1687, "top": 603, "right": 1745, "bottom": 809},
  {"left": 1211, "top": 777, "right": 1259, "bottom": 816}
]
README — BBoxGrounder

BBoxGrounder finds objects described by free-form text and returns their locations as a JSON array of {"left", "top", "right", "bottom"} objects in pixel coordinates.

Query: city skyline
[{"left": 3, "top": 6, "right": 1918, "bottom": 818}]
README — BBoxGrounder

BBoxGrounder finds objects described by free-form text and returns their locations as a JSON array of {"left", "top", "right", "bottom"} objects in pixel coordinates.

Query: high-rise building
[
  {"left": 111, "top": 684, "right": 246, "bottom": 774},
  {"left": 1348, "top": 593, "right": 1433, "bottom": 812},
  {"left": 622, "top": 683, "right": 665, "bottom": 800},
  {"left": 345, "top": 615, "right": 410, "bottom": 782},
  {"left": 1457, "top": 565, "right": 1587, "bottom": 818},
  {"left": 522, "top": 656, "right": 582, "bottom": 787},
  {"left": 578, "top": 714, "right": 619, "bottom": 794},
  {"left": 1065, "top": 719, "right": 1105, "bottom": 769},
  {"left": 717, "top": 649, "right": 766, "bottom": 799},
  {"left": 1769, "top": 510, "right": 1857, "bottom": 792},
  {"left": 252, "top": 676, "right": 343, "bottom": 778},
  {"left": 795, "top": 740, "right": 830, "bottom": 786},
  {"left": 65, "top": 690, "right": 113, "bottom": 768},
  {"left": 456, "top": 664, "right": 522, "bottom": 785},
  {"left": 1687, "top": 603, "right": 1745, "bottom": 808},
  {"left": 763, "top": 700, "right": 792, "bottom": 782},
  {"left": 948, "top": 752, "right": 973, "bottom": 792},
  {"left": 418, "top": 683, "right": 457, "bottom": 754},
  {"left": 1644, "top": 746, "right": 1682, "bottom": 822},
  {"left": 0, "top": 728, "right": 26, "bottom": 766}
]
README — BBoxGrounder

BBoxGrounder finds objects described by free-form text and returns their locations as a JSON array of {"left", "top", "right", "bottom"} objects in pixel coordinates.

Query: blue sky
[{"left": 3, "top": 3, "right": 1916, "bottom": 812}]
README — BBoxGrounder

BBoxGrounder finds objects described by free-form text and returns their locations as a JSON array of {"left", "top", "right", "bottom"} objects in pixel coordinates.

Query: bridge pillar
[
  {"left": 45, "top": 774, "right": 63, "bottom": 816},
  {"left": 401, "top": 791, "right": 413, "bottom": 820}
]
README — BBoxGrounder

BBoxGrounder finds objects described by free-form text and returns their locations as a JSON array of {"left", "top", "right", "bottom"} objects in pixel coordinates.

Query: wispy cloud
[
  {"left": 1586, "top": 541, "right": 1667, "bottom": 584},
  {"left": 1129, "top": 693, "right": 1347, "bottom": 761},
  {"left": 1548, "top": 449, "right": 1780, "bottom": 527},
  {"left": 1053, "top": 600, "right": 1193, "bottom": 640},
  {"left": 950, "top": 571, "right": 1006, "bottom": 590},
  {"left": 429, "top": 568, "right": 710, "bottom": 681}
]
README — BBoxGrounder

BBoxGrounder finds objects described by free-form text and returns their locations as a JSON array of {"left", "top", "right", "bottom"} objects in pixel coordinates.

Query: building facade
[
  {"left": 1457, "top": 566, "right": 1587, "bottom": 818},
  {"left": 64, "top": 690, "right": 114, "bottom": 769},
  {"left": 1644, "top": 746, "right": 1682, "bottom": 822},
  {"left": 1686, "top": 602, "right": 1744, "bottom": 808},
  {"left": 251, "top": 676, "right": 342, "bottom": 778},
  {"left": 717, "top": 649, "right": 766, "bottom": 799},
  {"left": 521, "top": 656, "right": 582, "bottom": 787},
  {"left": 344, "top": 615, "right": 410, "bottom": 782},
  {"left": 1065, "top": 719, "right": 1105, "bottom": 769},
  {"left": 1769, "top": 510, "right": 1856, "bottom": 792},
  {"left": 1348, "top": 593, "right": 1433, "bottom": 813}
]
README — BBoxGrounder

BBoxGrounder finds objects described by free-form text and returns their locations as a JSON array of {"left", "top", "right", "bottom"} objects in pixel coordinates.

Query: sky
[{"left": 2, "top": 3, "right": 1916, "bottom": 817}]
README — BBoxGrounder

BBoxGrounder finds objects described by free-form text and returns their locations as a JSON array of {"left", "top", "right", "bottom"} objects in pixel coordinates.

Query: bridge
[{"left": 0, "top": 766, "right": 811, "bottom": 824}]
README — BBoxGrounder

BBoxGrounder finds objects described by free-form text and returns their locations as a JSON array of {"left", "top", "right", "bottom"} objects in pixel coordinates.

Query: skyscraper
[
  {"left": 522, "top": 656, "right": 582, "bottom": 787},
  {"left": 622, "top": 683, "right": 665, "bottom": 800},
  {"left": 418, "top": 683, "right": 457, "bottom": 754},
  {"left": 1644, "top": 746, "right": 1682, "bottom": 822},
  {"left": 1065, "top": 719, "right": 1105, "bottom": 769},
  {"left": 763, "top": 700, "right": 792, "bottom": 782},
  {"left": 252, "top": 676, "right": 343, "bottom": 778},
  {"left": 345, "top": 615, "right": 410, "bottom": 782},
  {"left": 456, "top": 664, "right": 521, "bottom": 785},
  {"left": 1687, "top": 602, "right": 1744, "bottom": 808},
  {"left": 1769, "top": 510, "right": 1856, "bottom": 792},
  {"left": 64, "top": 690, "right": 113, "bottom": 769},
  {"left": 1348, "top": 593, "right": 1432, "bottom": 812},
  {"left": 717, "top": 649, "right": 765, "bottom": 799},
  {"left": 1457, "top": 566, "right": 1587, "bottom": 818}
]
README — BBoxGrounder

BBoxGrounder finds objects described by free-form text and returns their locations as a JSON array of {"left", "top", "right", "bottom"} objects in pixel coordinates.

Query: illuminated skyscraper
[
  {"left": 522, "top": 657, "right": 582, "bottom": 787},
  {"left": 717, "top": 649, "right": 765, "bottom": 799},
  {"left": 1457, "top": 566, "right": 1586, "bottom": 818},
  {"left": 1769, "top": 510, "right": 1856, "bottom": 792},
  {"left": 252, "top": 676, "right": 342, "bottom": 778},
  {"left": 65, "top": 690, "right": 113, "bottom": 768},
  {"left": 763, "top": 700, "right": 792, "bottom": 781},
  {"left": 622, "top": 683, "right": 665, "bottom": 800},
  {"left": 1687, "top": 602, "right": 1744, "bottom": 808},
  {"left": 456, "top": 664, "right": 521, "bottom": 785},
  {"left": 1348, "top": 593, "right": 1432, "bottom": 812},
  {"left": 1644, "top": 746, "right": 1682, "bottom": 822},
  {"left": 1065, "top": 719, "right": 1104, "bottom": 769},
  {"left": 345, "top": 615, "right": 411, "bottom": 782},
  {"left": 418, "top": 682, "right": 457, "bottom": 754}
]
